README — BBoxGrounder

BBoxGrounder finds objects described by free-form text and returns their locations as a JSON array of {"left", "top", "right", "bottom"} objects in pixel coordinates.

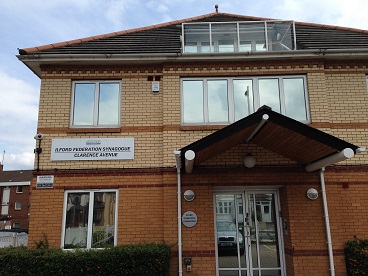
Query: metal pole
[
  {"left": 174, "top": 151, "right": 182, "bottom": 276},
  {"left": 320, "top": 167, "right": 335, "bottom": 276}
]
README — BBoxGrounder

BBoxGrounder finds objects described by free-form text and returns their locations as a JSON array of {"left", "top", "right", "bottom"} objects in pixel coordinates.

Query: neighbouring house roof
[
  {"left": 179, "top": 106, "right": 360, "bottom": 173},
  {"left": 18, "top": 12, "right": 368, "bottom": 56},
  {"left": 0, "top": 170, "right": 32, "bottom": 186}
]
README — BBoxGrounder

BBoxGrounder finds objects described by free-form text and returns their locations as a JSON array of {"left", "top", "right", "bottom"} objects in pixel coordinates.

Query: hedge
[
  {"left": 0, "top": 243, "right": 170, "bottom": 276},
  {"left": 345, "top": 237, "right": 368, "bottom": 276}
]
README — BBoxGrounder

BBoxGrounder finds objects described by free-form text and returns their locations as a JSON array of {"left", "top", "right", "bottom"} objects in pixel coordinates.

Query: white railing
[{"left": 0, "top": 233, "right": 28, "bottom": 248}]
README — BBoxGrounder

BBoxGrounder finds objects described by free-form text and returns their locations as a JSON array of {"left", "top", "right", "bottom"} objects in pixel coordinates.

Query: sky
[{"left": 0, "top": 0, "right": 367, "bottom": 171}]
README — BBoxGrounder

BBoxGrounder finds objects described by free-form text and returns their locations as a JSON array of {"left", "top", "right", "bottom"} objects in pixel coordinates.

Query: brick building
[
  {"left": 17, "top": 9, "right": 368, "bottom": 276},
  {"left": 0, "top": 165, "right": 31, "bottom": 232}
]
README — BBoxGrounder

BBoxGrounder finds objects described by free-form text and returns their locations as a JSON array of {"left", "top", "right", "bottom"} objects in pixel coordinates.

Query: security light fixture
[
  {"left": 244, "top": 154, "right": 256, "bottom": 168},
  {"left": 183, "top": 190, "right": 195, "bottom": 201},
  {"left": 306, "top": 188, "right": 318, "bottom": 200}
]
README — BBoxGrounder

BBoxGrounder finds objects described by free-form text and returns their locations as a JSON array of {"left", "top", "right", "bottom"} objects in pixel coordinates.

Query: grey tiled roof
[
  {"left": 0, "top": 170, "right": 33, "bottom": 183},
  {"left": 19, "top": 13, "right": 368, "bottom": 55}
]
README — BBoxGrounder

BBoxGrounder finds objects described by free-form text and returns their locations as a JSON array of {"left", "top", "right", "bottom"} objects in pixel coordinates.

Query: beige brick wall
[
  {"left": 35, "top": 61, "right": 368, "bottom": 168},
  {"left": 30, "top": 60, "right": 368, "bottom": 275}
]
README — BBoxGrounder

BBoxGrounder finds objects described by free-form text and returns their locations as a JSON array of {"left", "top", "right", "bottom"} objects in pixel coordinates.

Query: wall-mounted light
[
  {"left": 183, "top": 190, "right": 195, "bottom": 201},
  {"left": 306, "top": 188, "right": 318, "bottom": 200},
  {"left": 244, "top": 154, "right": 256, "bottom": 168}
]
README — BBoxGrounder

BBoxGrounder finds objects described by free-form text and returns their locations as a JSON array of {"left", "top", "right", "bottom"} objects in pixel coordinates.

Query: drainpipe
[
  {"left": 174, "top": 151, "right": 182, "bottom": 276},
  {"left": 320, "top": 167, "right": 335, "bottom": 276}
]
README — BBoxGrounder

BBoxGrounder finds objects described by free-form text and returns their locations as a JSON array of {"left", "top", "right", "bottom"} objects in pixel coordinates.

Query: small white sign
[
  {"left": 51, "top": 138, "right": 134, "bottom": 161},
  {"left": 182, "top": 211, "right": 198, "bottom": 228},
  {"left": 36, "top": 175, "right": 54, "bottom": 189},
  {"left": 152, "top": 81, "right": 160, "bottom": 93}
]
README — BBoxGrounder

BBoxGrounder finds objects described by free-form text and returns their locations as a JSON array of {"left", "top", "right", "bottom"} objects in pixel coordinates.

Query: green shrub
[
  {"left": 0, "top": 244, "right": 170, "bottom": 276},
  {"left": 345, "top": 237, "right": 368, "bottom": 276}
]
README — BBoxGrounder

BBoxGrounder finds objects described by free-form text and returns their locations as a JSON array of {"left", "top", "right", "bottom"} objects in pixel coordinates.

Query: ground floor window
[{"left": 62, "top": 189, "right": 118, "bottom": 249}]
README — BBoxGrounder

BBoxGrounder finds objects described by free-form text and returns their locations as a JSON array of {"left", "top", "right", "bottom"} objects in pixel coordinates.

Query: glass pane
[
  {"left": 212, "top": 23, "right": 238, "bottom": 53},
  {"left": 259, "top": 79, "right": 280, "bottom": 112},
  {"left": 218, "top": 40, "right": 235, "bottom": 53},
  {"left": 208, "top": 80, "right": 228, "bottom": 122},
  {"left": 184, "top": 24, "right": 210, "bottom": 53},
  {"left": 234, "top": 80, "right": 253, "bottom": 121},
  {"left": 98, "top": 83, "right": 120, "bottom": 125},
  {"left": 64, "top": 192, "right": 90, "bottom": 249},
  {"left": 216, "top": 194, "right": 243, "bottom": 270},
  {"left": 267, "top": 21, "right": 293, "bottom": 51},
  {"left": 256, "top": 41, "right": 267, "bottom": 52},
  {"left": 239, "top": 23, "right": 266, "bottom": 52},
  {"left": 249, "top": 194, "right": 259, "bottom": 269},
  {"left": 92, "top": 192, "right": 116, "bottom": 248},
  {"left": 284, "top": 78, "right": 307, "bottom": 121},
  {"left": 252, "top": 194, "right": 280, "bottom": 269},
  {"left": 185, "top": 42, "right": 198, "bottom": 53},
  {"left": 73, "top": 83, "right": 95, "bottom": 125},
  {"left": 201, "top": 42, "right": 214, "bottom": 53},
  {"left": 239, "top": 41, "right": 252, "bottom": 52},
  {"left": 182, "top": 80, "right": 204, "bottom": 123}
]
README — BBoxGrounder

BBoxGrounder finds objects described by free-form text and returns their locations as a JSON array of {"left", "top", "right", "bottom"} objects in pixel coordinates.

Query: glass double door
[{"left": 215, "top": 191, "right": 284, "bottom": 276}]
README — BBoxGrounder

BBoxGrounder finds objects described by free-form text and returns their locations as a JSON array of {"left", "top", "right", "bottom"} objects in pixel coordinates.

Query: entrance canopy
[{"left": 180, "top": 106, "right": 360, "bottom": 173}]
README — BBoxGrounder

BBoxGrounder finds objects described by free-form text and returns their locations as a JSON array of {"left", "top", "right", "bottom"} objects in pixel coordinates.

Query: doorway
[{"left": 215, "top": 190, "right": 285, "bottom": 276}]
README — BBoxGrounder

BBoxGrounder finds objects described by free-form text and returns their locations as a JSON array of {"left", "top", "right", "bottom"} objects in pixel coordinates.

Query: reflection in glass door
[{"left": 215, "top": 191, "right": 284, "bottom": 276}]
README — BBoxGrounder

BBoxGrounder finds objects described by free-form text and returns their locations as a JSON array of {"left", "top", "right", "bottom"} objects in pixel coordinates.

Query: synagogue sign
[{"left": 51, "top": 138, "right": 134, "bottom": 161}]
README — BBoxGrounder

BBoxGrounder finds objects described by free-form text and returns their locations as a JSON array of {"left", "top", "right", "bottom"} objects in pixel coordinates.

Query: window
[
  {"left": 183, "top": 21, "right": 296, "bottom": 54},
  {"left": 14, "top": 202, "right": 21, "bottom": 210},
  {"left": 216, "top": 201, "right": 233, "bottom": 214},
  {"left": 16, "top": 186, "right": 23, "bottom": 193},
  {"left": 62, "top": 190, "right": 118, "bottom": 249},
  {"left": 71, "top": 81, "right": 120, "bottom": 127},
  {"left": 181, "top": 76, "right": 309, "bottom": 124},
  {"left": 13, "top": 222, "right": 21, "bottom": 229}
]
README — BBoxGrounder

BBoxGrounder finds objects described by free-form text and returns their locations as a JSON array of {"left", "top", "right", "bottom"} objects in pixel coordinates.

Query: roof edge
[{"left": 19, "top": 12, "right": 368, "bottom": 55}]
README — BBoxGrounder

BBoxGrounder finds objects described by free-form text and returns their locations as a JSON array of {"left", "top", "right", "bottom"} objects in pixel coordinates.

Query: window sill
[
  {"left": 67, "top": 128, "right": 121, "bottom": 133},
  {"left": 180, "top": 125, "right": 227, "bottom": 131}
]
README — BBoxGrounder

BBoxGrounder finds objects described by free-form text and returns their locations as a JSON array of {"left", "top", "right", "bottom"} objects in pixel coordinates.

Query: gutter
[{"left": 17, "top": 48, "right": 368, "bottom": 78}]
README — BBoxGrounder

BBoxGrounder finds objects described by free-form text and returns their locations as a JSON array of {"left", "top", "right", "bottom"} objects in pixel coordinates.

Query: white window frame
[
  {"left": 14, "top": 202, "right": 22, "bottom": 210},
  {"left": 181, "top": 75, "right": 310, "bottom": 125},
  {"left": 70, "top": 80, "right": 121, "bottom": 128},
  {"left": 61, "top": 189, "right": 119, "bottom": 250}
]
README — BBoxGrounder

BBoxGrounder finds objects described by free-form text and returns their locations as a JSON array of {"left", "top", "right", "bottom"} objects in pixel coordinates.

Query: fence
[{"left": 0, "top": 233, "right": 28, "bottom": 248}]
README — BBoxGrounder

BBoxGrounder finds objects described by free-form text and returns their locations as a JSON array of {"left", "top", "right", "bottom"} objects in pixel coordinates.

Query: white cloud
[
  {"left": 273, "top": 0, "right": 368, "bottom": 29},
  {"left": 0, "top": 70, "right": 38, "bottom": 170},
  {"left": 2, "top": 152, "right": 34, "bottom": 171}
]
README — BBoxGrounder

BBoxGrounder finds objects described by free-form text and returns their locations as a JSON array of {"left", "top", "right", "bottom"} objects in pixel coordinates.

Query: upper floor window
[
  {"left": 182, "top": 21, "right": 296, "bottom": 54},
  {"left": 181, "top": 75, "right": 309, "bottom": 125},
  {"left": 16, "top": 186, "right": 23, "bottom": 193},
  {"left": 71, "top": 81, "right": 121, "bottom": 127},
  {"left": 14, "top": 202, "right": 22, "bottom": 210},
  {"left": 62, "top": 190, "right": 117, "bottom": 249}
]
